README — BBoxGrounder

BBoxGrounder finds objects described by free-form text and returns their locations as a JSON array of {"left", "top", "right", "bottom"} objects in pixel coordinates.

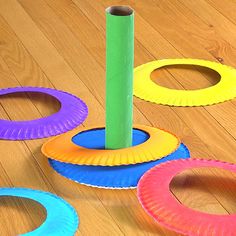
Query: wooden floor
[{"left": 0, "top": 0, "right": 236, "bottom": 235}]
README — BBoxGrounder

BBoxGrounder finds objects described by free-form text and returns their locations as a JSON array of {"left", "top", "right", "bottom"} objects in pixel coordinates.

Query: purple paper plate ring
[{"left": 0, "top": 87, "right": 88, "bottom": 140}]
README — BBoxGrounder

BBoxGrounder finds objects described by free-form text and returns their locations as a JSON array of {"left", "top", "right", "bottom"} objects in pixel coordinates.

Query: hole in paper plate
[
  {"left": 0, "top": 92, "right": 61, "bottom": 121},
  {"left": 72, "top": 128, "right": 150, "bottom": 150},
  {"left": 151, "top": 65, "right": 221, "bottom": 90},
  {"left": 170, "top": 167, "right": 236, "bottom": 215},
  {"left": 0, "top": 196, "right": 46, "bottom": 235}
]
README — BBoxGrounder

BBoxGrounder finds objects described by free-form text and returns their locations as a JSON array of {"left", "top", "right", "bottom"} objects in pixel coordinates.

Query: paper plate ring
[
  {"left": 0, "top": 188, "right": 79, "bottom": 236},
  {"left": 137, "top": 159, "right": 236, "bottom": 236},
  {"left": 0, "top": 87, "right": 88, "bottom": 140},
  {"left": 42, "top": 125, "right": 180, "bottom": 166},
  {"left": 134, "top": 58, "right": 236, "bottom": 106}
]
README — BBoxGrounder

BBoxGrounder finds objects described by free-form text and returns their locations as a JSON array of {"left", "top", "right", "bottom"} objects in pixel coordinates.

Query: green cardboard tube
[{"left": 105, "top": 6, "right": 134, "bottom": 149}]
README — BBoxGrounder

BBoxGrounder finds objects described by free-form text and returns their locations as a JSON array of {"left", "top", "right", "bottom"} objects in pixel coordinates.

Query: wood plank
[{"left": 206, "top": 0, "right": 236, "bottom": 24}]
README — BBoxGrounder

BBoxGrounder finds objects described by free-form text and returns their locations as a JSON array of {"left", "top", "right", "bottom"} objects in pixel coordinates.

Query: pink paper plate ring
[
  {"left": 137, "top": 159, "right": 236, "bottom": 236},
  {"left": 0, "top": 87, "right": 88, "bottom": 140}
]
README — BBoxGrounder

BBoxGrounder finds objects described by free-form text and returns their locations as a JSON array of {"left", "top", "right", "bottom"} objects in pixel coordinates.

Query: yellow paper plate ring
[{"left": 134, "top": 58, "right": 236, "bottom": 106}]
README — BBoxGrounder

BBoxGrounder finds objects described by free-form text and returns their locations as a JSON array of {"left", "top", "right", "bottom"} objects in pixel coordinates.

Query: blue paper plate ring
[{"left": 0, "top": 188, "right": 79, "bottom": 236}]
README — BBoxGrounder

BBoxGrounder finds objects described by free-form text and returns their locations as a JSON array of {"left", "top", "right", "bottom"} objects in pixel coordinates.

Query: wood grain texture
[{"left": 0, "top": 0, "right": 236, "bottom": 235}]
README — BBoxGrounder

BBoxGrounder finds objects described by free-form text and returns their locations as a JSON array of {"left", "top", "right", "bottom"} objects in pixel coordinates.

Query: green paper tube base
[{"left": 105, "top": 6, "right": 134, "bottom": 150}]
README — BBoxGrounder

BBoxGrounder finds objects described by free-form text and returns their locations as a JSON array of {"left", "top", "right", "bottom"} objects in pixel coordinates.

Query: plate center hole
[
  {"left": 170, "top": 167, "right": 236, "bottom": 215},
  {"left": 0, "top": 92, "right": 61, "bottom": 121},
  {"left": 151, "top": 65, "right": 221, "bottom": 90},
  {"left": 72, "top": 128, "right": 150, "bottom": 150},
  {"left": 0, "top": 196, "right": 46, "bottom": 235}
]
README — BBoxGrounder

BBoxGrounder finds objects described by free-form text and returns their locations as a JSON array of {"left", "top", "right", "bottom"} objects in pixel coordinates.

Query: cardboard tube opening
[{"left": 106, "top": 6, "right": 133, "bottom": 16}]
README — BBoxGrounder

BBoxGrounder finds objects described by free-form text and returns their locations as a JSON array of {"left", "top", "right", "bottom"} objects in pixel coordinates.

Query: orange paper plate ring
[
  {"left": 42, "top": 125, "right": 180, "bottom": 166},
  {"left": 137, "top": 159, "right": 236, "bottom": 236}
]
